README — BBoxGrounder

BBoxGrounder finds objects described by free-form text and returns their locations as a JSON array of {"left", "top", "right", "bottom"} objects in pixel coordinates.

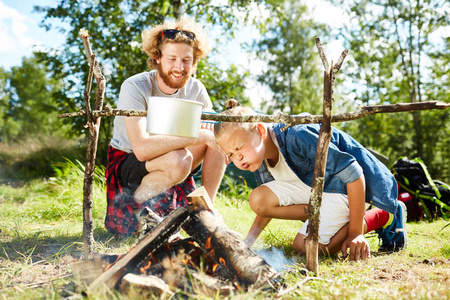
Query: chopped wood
[
  {"left": 184, "top": 209, "right": 278, "bottom": 287},
  {"left": 187, "top": 186, "right": 216, "bottom": 212}
]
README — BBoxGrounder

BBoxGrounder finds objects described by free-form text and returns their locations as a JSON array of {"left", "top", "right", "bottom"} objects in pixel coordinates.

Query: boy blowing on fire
[{"left": 214, "top": 101, "right": 407, "bottom": 261}]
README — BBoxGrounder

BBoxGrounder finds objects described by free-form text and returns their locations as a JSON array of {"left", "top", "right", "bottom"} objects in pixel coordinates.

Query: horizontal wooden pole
[{"left": 58, "top": 101, "right": 449, "bottom": 126}]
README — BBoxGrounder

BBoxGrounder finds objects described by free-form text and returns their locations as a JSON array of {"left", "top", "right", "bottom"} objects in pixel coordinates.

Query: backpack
[
  {"left": 397, "top": 185, "right": 424, "bottom": 222},
  {"left": 391, "top": 157, "right": 450, "bottom": 220}
]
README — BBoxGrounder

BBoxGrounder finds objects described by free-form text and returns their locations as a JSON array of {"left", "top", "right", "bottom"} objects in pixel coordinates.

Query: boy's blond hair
[
  {"left": 214, "top": 99, "right": 259, "bottom": 139},
  {"left": 141, "top": 17, "right": 212, "bottom": 71}
]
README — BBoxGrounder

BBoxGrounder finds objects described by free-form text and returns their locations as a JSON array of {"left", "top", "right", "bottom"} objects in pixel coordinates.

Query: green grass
[
  {"left": 0, "top": 134, "right": 87, "bottom": 181},
  {"left": 0, "top": 159, "right": 449, "bottom": 299}
]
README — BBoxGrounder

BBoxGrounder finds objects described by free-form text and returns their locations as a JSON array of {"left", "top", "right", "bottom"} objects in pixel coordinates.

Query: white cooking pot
[{"left": 146, "top": 96, "right": 203, "bottom": 138}]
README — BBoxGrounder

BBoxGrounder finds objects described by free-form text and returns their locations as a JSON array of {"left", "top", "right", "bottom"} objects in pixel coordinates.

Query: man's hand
[
  {"left": 200, "top": 121, "right": 215, "bottom": 131},
  {"left": 198, "top": 129, "right": 228, "bottom": 164},
  {"left": 200, "top": 109, "right": 216, "bottom": 131},
  {"left": 341, "top": 232, "right": 371, "bottom": 261}
]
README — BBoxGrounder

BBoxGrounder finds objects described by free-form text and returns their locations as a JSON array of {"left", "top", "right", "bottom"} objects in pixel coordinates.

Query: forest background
[{"left": 1, "top": 0, "right": 449, "bottom": 184}]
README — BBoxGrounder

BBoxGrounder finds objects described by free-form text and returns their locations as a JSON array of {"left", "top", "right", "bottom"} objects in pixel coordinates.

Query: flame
[
  {"left": 219, "top": 257, "right": 226, "bottom": 266},
  {"left": 211, "top": 256, "right": 227, "bottom": 273},
  {"left": 139, "top": 260, "right": 152, "bottom": 274},
  {"left": 235, "top": 283, "right": 241, "bottom": 291},
  {"left": 212, "top": 263, "right": 218, "bottom": 272},
  {"left": 104, "top": 254, "right": 123, "bottom": 272},
  {"left": 205, "top": 236, "right": 212, "bottom": 249},
  {"left": 170, "top": 257, "right": 177, "bottom": 270}
]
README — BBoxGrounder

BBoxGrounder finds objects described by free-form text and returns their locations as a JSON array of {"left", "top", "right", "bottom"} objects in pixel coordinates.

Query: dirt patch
[{"left": 0, "top": 255, "right": 73, "bottom": 295}]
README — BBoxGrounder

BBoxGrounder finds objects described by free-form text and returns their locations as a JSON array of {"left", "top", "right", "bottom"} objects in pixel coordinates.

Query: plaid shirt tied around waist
[{"left": 105, "top": 146, "right": 196, "bottom": 236}]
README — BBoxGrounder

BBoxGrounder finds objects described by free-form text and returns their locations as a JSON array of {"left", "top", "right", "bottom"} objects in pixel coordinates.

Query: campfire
[{"left": 73, "top": 187, "right": 281, "bottom": 297}]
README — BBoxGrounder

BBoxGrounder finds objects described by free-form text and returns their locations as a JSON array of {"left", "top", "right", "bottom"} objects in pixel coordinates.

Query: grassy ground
[{"left": 0, "top": 159, "right": 449, "bottom": 299}]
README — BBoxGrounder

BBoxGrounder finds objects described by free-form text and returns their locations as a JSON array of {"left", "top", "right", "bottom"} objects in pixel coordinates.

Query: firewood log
[{"left": 184, "top": 208, "right": 278, "bottom": 287}]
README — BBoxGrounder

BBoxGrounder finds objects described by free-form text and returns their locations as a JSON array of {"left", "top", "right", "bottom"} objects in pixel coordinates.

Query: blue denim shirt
[{"left": 254, "top": 123, "right": 398, "bottom": 214}]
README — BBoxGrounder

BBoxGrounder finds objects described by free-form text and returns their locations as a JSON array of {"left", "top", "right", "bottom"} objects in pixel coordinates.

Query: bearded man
[{"left": 105, "top": 17, "right": 226, "bottom": 236}]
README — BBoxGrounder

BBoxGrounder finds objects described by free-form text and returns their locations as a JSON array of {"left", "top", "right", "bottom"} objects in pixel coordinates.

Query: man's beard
[{"left": 157, "top": 64, "right": 190, "bottom": 89}]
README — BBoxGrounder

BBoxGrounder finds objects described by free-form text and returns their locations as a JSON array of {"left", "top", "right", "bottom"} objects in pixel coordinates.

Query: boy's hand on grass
[{"left": 341, "top": 233, "right": 371, "bottom": 261}]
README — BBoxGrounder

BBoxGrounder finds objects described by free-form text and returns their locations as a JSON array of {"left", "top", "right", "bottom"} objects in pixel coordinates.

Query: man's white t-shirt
[{"left": 110, "top": 70, "right": 212, "bottom": 153}]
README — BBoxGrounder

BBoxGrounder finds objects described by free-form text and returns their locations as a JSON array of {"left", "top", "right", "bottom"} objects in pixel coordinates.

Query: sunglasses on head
[{"left": 161, "top": 29, "right": 195, "bottom": 41}]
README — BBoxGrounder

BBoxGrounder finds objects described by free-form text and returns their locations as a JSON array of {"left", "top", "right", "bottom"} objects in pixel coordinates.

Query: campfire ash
[{"left": 73, "top": 187, "right": 282, "bottom": 297}]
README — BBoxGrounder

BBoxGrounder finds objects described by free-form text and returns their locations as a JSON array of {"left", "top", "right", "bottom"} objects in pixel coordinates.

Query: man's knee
[{"left": 163, "top": 149, "right": 193, "bottom": 181}]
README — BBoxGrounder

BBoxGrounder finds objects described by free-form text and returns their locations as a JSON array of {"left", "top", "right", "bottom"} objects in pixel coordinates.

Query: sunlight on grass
[
  {"left": 1, "top": 158, "right": 450, "bottom": 299},
  {"left": 0, "top": 159, "right": 107, "bottom": 244}
]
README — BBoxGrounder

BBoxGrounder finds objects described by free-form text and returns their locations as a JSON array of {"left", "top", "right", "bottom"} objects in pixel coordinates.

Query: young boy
[{"left": 214, "top": 103, "right": 407, "bottom": 261}]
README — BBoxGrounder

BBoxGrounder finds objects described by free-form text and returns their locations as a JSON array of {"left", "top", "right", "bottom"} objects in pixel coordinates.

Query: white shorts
[{"left": 263, "top": 180, "right": 368, "bottom": 245}]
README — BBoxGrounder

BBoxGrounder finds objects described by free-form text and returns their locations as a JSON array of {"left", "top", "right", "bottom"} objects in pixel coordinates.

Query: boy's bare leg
[
  {"left": 293, "top": 220, "right": 370, "bottom": 256},
  {"left": 249, "top": 185, "right": 309, "bottom": 220},
  {"left": 244, "top": 185, "right": 309, "bottom": 247},
  {"left": 293, "top": 224, "right": 349, "bottom": 256}
]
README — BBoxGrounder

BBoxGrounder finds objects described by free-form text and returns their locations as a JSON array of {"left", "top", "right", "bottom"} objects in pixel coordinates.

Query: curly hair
[{"left": 142, "top": 17, "right": 212, "bottom": 71}]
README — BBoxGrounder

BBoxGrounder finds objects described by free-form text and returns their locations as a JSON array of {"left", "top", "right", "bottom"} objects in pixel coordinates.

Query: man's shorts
[
  {"left": 263, "top": 180, "right": 368, "bottom": 245},
  {"left": 119, "top": 152, "right": 149, "bottom": 193},
  {"left": 119, "top": 152, "right": 202, "bottom": 192}
]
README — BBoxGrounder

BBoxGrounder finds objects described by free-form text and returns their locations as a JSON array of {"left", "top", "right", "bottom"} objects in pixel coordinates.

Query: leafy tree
[
  {"left": 427, "top": 36, "right": 450, "bottom": 181},
  {"left": 34, "top": 0, "right": 259, "bottom": 163},
  {"left": 197, "top": 59, "right": 251, "bottom": 110},
  {"left": 253, "top": 0, "right": 330, "bottom": 115},
  {"left": 329, "top": 0, "right": 450, "bottom": 181},
  {"left": 0, "top": 67, "right": 17, "bottom": 142},
  {"left": 0, "top": 56, "right": 68, "bottom": 143}
]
